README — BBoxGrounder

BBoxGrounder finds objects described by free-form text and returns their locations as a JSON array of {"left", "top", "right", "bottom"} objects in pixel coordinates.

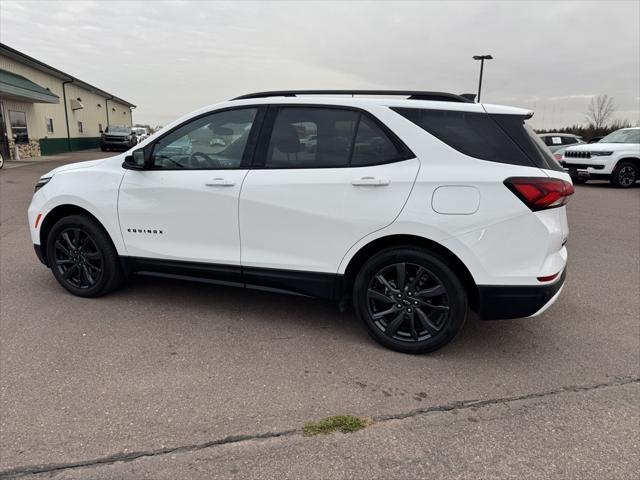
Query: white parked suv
[
  {"left": 561, "top": 127, "right": 640, "bottom": 187},
  {"left": 28, "top": 90, "right": 573, "bottom": 354}
]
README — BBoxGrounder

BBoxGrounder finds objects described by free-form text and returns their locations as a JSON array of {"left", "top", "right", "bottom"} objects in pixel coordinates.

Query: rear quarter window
[{"left": 392, "top": 108, "right": 534, "bottom": 167}]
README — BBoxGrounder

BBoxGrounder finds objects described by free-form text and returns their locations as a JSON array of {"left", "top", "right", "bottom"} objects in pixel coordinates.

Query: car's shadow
[
  {"left": 99, "top": 273, "right": 555, "bottom": 360},
  {"left": 576, "top": 180, "right": 639, "bottom": 189}
]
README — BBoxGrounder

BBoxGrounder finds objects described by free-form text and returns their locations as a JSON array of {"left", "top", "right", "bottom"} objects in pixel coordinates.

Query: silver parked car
[{"left": 539, "top": 133, "right": 584, "bottom": 153}]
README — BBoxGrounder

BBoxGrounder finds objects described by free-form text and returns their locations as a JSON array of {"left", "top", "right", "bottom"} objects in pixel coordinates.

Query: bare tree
[{"left": 585, "top": 95, "right": 616, "bottom": 129}]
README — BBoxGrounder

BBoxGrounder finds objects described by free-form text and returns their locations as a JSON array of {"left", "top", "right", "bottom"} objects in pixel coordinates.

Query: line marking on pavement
[{"left": 1, "top": 375, "right": 638, "bottom": 479}]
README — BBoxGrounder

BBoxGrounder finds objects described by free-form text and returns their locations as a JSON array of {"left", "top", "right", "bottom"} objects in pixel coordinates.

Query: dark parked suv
[{"left": 100, "top": 126, "right": 137, "bottom": 151}]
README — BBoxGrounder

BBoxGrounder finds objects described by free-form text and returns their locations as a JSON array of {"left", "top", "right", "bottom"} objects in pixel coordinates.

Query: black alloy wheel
[
  {"left": 366, "top": 262, "right": 450, "bottom": 342},
  {"left": 353, "top": 247, "right": 468, "bottom": 354},
  {"left": 53, "top": 227, "right": 104, "bottom": 290},
  {"left": 46, "top": 215, "right": 124, "bottom": 297}
]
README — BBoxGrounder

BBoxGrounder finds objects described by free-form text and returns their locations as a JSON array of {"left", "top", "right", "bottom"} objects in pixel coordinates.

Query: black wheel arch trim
[{"left": 38, "top": 205, "right": 115, "bottom": 266}]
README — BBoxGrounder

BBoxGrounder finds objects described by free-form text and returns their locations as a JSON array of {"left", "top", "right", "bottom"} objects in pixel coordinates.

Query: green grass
[{"left": 302, "top": 415, "right": 370, "bottom": 436}]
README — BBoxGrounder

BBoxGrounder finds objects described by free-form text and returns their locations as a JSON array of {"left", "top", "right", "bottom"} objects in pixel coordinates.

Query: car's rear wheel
[
  {"left": 611, "top": 161, "right": 638, "bottom": 188},
  {"left": 353, "top": 247, "right": 468, "bottom": 354},
  {"left": 46, "top": 215, "right": 124, "bottom": 297}
]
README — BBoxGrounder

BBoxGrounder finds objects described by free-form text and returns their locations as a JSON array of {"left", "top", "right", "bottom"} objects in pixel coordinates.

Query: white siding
[
  {"left": 0, "top": 55, "right": 67, "bottom": 139},
  {"left": 0, "top": 53, "right": 134, "bottom": 144}
]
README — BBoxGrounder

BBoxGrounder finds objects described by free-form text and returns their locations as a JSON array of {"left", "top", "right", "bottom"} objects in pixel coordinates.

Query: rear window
[
  {"left": 393, "top": 108, "right": 563, "bottom": 171},
  {"left": 493, "top": 116, "right": 563, "bottom": 171},
  {"left": 393, "top": 108, "right": 532, "bottom": 167}
]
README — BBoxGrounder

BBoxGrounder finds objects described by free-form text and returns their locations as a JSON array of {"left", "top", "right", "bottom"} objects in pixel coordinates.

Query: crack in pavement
[{"left": 2, "top": 375, "right": 638, "bottom": 479}]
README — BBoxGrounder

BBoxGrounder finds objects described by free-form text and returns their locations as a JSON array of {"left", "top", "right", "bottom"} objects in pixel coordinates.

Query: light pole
[{"left": 472, "top": 55, "right": 493, "bottom": 102}]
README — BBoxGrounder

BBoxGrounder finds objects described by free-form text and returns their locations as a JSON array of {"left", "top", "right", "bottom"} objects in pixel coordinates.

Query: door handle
[
  {"left": 205, "top": 178, "right": 235, "bottom": 187},
  {"left": 351, "top": 176, "right": 390, "bottom": 186}
]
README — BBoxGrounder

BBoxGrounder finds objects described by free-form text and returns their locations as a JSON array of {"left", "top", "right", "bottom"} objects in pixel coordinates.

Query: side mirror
[{"left": 122, "top": 148, "right": 146, "bottom": 170}]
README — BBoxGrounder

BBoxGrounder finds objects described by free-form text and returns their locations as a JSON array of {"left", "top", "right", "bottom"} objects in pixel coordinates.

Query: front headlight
[
  {"left": 590, "top": 151, "right": 613, "bottom": 156},
  {"left": 34, "top": 176, "right": 52, "bottom": 192}
]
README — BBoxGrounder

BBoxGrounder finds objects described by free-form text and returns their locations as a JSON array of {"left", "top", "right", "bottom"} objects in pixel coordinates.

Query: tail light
[{"left": 504, "top": 177, "right": 574, "bottom": 211}]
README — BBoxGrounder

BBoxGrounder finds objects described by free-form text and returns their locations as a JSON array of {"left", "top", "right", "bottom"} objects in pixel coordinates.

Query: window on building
[
  {"left": 9, "top": 111, "right": 28, "bottom": 144},
  {"left": 46, "top": 118, "right": 54, "bottom": 134},
  {"left": 78, "top": 121, "right": 83, "bottom": 134}
]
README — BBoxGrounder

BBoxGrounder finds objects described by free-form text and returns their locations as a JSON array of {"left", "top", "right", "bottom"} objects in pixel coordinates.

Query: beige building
[{"left": 0, "top": 43, "right": 135, "bottom": 159}]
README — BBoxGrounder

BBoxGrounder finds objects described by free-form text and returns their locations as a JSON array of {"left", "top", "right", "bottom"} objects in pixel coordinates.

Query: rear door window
[
  {"left": 265, "top": 107, "right": 357, "bottom": 168},
  {"left": 263, "top": 107, "right": 411, "bottom": 168},
  {"left": 352, "top": 115, "right": 405, "bottom": 166}
]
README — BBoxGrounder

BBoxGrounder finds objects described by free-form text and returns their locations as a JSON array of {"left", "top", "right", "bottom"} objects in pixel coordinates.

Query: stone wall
[{"left": 8, "top": 139, "right": 41, "bottom": 160}]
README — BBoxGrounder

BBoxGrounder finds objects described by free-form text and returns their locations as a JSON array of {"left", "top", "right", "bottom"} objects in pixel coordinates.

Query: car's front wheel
[
  {"left": 46, "top": 215, "right": 124, "bottom": 297},
  {"left": 353, "top": 247, "right": 468, "bottom": 354},
  {"left": 611, "top": 161, "right": 638, "bottom": 188}
]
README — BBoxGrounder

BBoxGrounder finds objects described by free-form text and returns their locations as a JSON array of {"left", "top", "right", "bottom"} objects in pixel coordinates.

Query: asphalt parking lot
[{"left": 1, "top": 153, "right": 638, "bottom": 479}]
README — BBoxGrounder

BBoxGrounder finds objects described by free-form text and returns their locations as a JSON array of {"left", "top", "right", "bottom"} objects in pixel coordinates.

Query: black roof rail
[{"left": 232, "top": 90, "right": 474, "bottom": 103}]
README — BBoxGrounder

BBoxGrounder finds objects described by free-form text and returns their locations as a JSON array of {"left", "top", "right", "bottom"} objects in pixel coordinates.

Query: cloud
[
  {"left": 1, "top": 0, "right": 638, "bottom": 128},
  {"left": 550, "top": 95, "right": 596, "bottom": 101}
]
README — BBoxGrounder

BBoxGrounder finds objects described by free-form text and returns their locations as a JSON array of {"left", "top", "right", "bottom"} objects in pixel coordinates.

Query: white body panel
[
  {"left": 239, "top": 158, "right": 419, "bottom": 272},
  {"left": 118, "top": 168, "right": 248, "bottom": 264},
  {"left": 28, "top": 156, "right": 126, "bottom": 253}
]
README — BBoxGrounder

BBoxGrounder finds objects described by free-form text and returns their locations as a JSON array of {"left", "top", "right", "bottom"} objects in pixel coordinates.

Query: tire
[
  {"left": 0, "top": 153, "right": 4, "bottom": 169},
  {"left": 101, "top": 146, "right": 106, "bottom": 152},
  {"left": 353, "top": 247, "right": 468, "bottom": 354},
  {"left": 611, "top": 161, "right": 638, "bottom": 188},
  {"left": 46, "top": 215, "right": 124, "bottom": 297}
]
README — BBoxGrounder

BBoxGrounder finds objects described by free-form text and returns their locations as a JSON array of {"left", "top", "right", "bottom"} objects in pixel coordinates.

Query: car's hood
[
  {"left": 42, "top": 158, "right": 106, "bottom": 177},
  {"left": 565, "top": 142, "right": 628, "bottom": 152}
]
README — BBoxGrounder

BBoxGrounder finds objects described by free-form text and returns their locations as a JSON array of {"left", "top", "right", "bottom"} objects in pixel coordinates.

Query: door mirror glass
[{"left": 123, "top": 148, "right": 145, "bottom": 169}]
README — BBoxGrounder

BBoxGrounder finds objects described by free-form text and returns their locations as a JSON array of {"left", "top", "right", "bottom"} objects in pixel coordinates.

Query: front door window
[{"left": 151, "top": 108, "right": 258, "bottom": 170}]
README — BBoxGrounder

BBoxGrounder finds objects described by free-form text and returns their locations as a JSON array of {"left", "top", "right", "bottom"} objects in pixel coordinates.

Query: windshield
[
  {"left": 106, "top": 126, "right": 130, "bottom": 133},
  {"left": 600, "top": 129, "right": 640, "bottom": 144}
]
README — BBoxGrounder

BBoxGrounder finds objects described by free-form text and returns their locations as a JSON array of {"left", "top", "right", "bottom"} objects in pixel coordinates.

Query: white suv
[
  {"left": 28, "top": 90, "right": 573, "bottom": 354},
  {"left": 561, "top": 127, "right": 640, "bottom": 187}
]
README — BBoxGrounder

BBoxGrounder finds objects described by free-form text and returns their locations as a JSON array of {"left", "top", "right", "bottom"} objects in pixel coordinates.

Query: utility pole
[{"left": 472, "top": 55, "right": 493, "bottom": 102}]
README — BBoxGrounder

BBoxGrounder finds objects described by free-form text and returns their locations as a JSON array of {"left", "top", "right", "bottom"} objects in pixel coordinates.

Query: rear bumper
[{"left": 475, "top": 269, "right": 566, "bottom": 320}]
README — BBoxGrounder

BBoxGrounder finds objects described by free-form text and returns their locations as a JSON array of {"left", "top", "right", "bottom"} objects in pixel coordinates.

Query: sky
[{"left": 1, "top": 0, "right": 638, "bottom": 129}]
